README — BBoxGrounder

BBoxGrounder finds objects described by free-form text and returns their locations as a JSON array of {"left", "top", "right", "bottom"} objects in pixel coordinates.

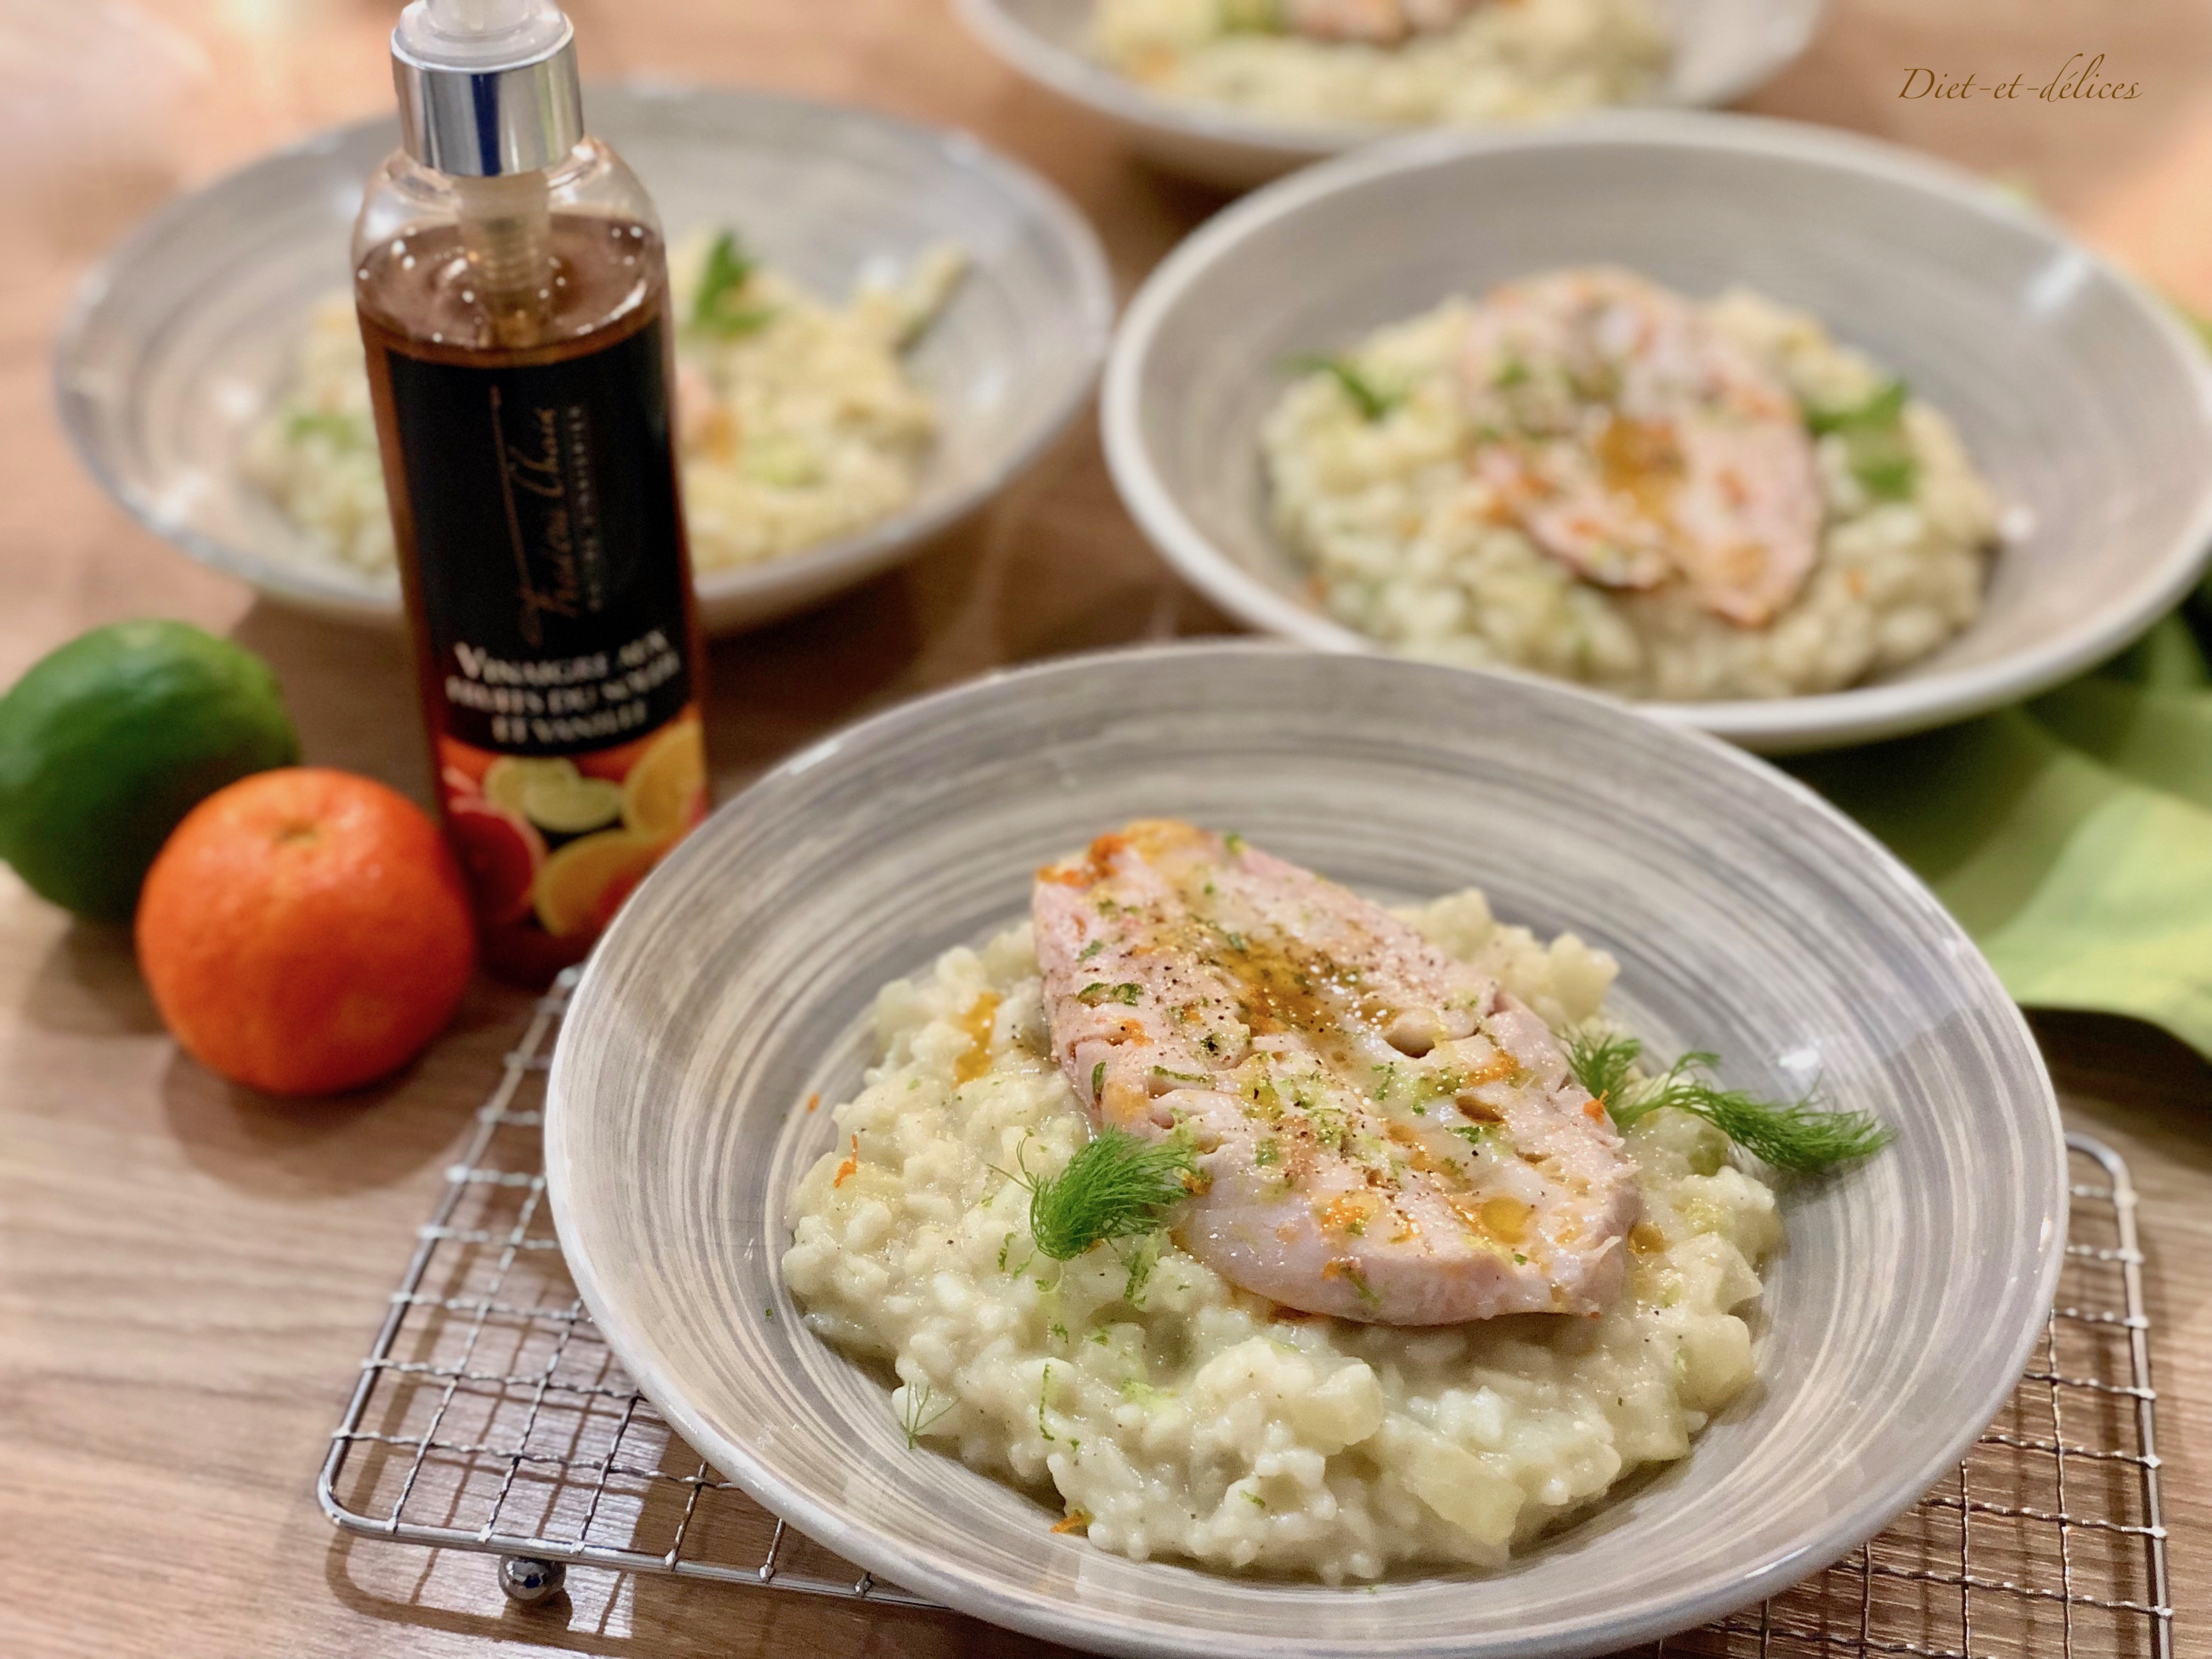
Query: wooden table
[{"left": 3, "top": 3, "right": 2209, "bottom": 1655}]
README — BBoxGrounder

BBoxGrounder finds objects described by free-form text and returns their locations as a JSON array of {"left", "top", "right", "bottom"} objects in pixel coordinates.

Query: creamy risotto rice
[
  {"left": 1088, "top": 0, "right": 1668, "bottom": 128},
  {"left": 781, "top": 889, "right": 1782, "bottom": 1580},
  {"left": 242, "top": 232, "right": 963, "bottom": 584},
  {"left": 1262, "top": 285, "right": 2002, "bottom": 701}
]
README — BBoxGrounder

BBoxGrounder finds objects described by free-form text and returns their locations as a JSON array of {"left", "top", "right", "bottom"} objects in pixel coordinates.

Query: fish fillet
[
  {"left": 1032, "top": 820, "right": 1639, "bottom": 1325},
  {"left": 1457, "top": 266, "right": 1822, "bottom": 628}
]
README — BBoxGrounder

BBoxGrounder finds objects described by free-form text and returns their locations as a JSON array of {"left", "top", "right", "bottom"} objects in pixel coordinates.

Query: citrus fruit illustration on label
[
  {"left": 437, "top": 708, "right": 708, "bottom": 959},
  {"left": 444, "top": 795, "right": 545, "bottom": 927},
  {"left": 534, "top": 828, "right": 665, "bottom": 937},
  {"left": 483, "top": 755, "right": 624, "bottom": 835},
  {"left": 620, "top": 718, "right": 708, "bottom": 842}
]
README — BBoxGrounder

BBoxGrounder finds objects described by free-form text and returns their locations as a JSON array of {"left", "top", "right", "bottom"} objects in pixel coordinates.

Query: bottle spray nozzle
[
  {"left": 391, "top": 0, "right": 580, "bottom": 177},
  {"left": 396, "top": 0, "right": 569, "bottom": 70}
]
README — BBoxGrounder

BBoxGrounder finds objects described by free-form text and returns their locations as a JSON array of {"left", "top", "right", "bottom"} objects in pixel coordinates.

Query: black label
[{"left": 387, "top": 319, "right": 692, "bottom": 757}]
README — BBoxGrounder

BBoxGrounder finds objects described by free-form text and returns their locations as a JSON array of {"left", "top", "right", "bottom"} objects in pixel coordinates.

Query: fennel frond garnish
[
  {"left": 1013, "top": 1128, "right": 1199, "bottom": 1261},
  {"left": 1564, "top": 1030, "right": 1892, "bottom": 1175},
  {"left": 898, "top": 1380, "right": 952, "bottom": 1449}
]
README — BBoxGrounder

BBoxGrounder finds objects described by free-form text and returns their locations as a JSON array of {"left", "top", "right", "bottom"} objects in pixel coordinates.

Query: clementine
[{"left": 136, "top": 767, "right": 477, "bottom": 1096}]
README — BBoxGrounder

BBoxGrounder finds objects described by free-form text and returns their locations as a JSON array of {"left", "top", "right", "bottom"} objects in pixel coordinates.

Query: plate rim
[
  {"left": 544, "top": 640, "right": 2069, "bottom": 1658},
  {"left": 1097, "top": 109, "right": 2212, "bottom": 755},
  {"left": 948, "top": 0, "right": 1826, "bottom": 163}
]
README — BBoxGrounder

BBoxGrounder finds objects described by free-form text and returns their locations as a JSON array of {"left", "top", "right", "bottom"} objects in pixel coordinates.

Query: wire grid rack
[{"left": 319, "top": 973, "right": 2175, "bottom": 1658}]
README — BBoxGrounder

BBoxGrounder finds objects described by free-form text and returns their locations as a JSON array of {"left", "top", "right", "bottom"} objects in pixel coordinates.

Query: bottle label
[
  {"left": 382, "top": 317, "right": 706, "bottom": 974},
  {"left": 386, "top": 318, "right": 693, "bottom": 755}
]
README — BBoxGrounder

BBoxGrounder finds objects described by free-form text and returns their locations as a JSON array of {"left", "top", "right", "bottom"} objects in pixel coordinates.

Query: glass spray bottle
[{"left": 355, "top": 0, "right": 708, "bottom": 988}]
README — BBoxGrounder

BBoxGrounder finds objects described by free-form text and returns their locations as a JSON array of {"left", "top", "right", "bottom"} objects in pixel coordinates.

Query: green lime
[{"left": 0, "top": 620, "right": 300, "bottom": 921}]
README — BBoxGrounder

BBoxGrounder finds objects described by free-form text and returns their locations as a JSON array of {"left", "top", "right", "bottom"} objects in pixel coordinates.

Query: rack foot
[{"left": 498, "top": 1555, "right": 566, "bottom": 1604}]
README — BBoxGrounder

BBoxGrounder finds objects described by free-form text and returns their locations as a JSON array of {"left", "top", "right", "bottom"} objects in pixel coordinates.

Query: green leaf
[
  {"left": 1853, "top": 454, "right": 1919, "bottom": 501},
  {"left": 899, "top": 1380, "right": 951, "bottom": 1449},
  {"left": 1218, "top": 0, "right": 1282, "bottom": 30},
  {"left": 710, "top": 304, "right": 776, "bottom": 337},
  {"left": 1803, "top": 379, "right": 1919, "bottom": 502},
  {"left": 285, "top": 410, "right": 362, "bottom": 448},
  {"left": 1560, "top": 1029, "right": 1641, "bottom": 1111},
  {"left": 1804, "top": 379, "right": 1906, "bottom": 437},
  {"left": 1611, "top": 1048, "right": 1892, "bottom": 1174},
  {"left": 691, "top": 230, "right": 772, "bottom": 336},
  {"left": 1025, "top": 1129, "right": 1197, "bottom": 1261},
  {"left": 1286, "top": 353, "right": 1399, "bottom": 421},
  {"left": 1564, "top": 1029, "right": 1891, "bottom": 1175}
]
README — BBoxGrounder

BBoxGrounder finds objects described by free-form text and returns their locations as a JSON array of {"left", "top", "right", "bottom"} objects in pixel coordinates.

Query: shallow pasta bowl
[
  {"left": 1101, "top": 111, "right": 2212, "bottom": 753},
  {"left": 544, "top": 644, "right": 2064, "bottom": 1658},
  {"left": 953, "top": 0, "right": 1823, "bottom": 189},
  {"left": 54, "top": 83, "right": 1112, "bottom": 636}
]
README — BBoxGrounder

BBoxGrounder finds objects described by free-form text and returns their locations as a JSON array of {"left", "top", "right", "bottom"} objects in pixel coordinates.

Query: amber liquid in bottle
[{"left": 358, "top": 211, "right": 708, "bottom": 988}]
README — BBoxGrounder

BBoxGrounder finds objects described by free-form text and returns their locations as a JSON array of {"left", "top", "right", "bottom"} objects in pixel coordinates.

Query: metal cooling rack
[{"left": 319, "top": 973, "right": 2175, "bottom": 1657}]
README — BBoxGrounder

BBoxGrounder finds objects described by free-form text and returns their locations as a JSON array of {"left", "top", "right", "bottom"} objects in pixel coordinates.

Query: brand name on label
[{"left": 494, "top": 391, "right": 609, "bottom": 647}]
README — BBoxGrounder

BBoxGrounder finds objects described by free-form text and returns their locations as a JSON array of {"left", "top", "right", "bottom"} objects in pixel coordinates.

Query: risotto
[
  {"left": 1261, "top": 275, "right": 2003, "bottom": 701},
  {"left": 1088, "top": 0, "right": 1668, "bottom": 128},
  {"left": 781, "top": 887, "right": 1782, "bottom": 1580},
  {"left": 241, "top": 230, "right": 963, "bottom": 583}
]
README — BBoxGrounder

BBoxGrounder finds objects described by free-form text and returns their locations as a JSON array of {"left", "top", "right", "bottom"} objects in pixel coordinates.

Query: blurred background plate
[
  {"left": 953, "top": 0, "right": 1824, "bottom": 189},
  {"left": 53, "top": 82, "right": 1114, "bottom": 636},
  {"left": 545, "top": 643, "right": 2065, "bottom": 1659},
  {"left": 1101, "top": 112, "right": 2212, "bottom": 753}
]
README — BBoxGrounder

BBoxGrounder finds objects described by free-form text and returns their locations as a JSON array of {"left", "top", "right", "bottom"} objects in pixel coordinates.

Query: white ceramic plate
[
  {"left": 54, "top": 83, "right": 1113, "bottom": 636},
  {"left": 953, "top": 0, "right": 1823, "bottom": 189},
  {"left": 545, "top": 643, "right": 2066, "bottom": 1658},
  {"left": 1101, "top": 112, "right": 2212, "bottom": 754}
]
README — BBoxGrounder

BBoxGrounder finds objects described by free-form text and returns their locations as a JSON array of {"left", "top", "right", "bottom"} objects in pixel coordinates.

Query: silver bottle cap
[{"left": 391, "top": 0, "right": 583, "bottom": 178}]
